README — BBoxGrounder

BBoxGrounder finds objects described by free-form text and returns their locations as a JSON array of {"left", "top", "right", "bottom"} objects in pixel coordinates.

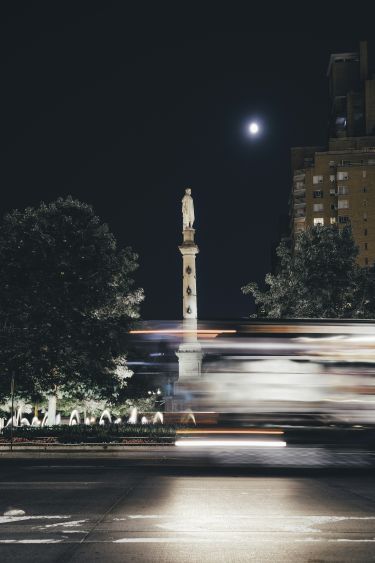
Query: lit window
[
  {"left": 330, "top": 217, "right": 336, "bottom": 224},
  {"left": 337, "top": 171, "right": 349, "bottom": 180},
  {"left": 313, "top": 203, "right": 324, "bottom": 212},
  {"left": 314, "top": 218, "right": 324, "bottom": 226},
  {"left": 329, "top": 188, "right": 335, "bottom": 195},
  {"left": 338, "top": 199, "right": 349, "bottom": 209},
  {"left": 336, "top": 117, "right": 347, "bottom": 128},
  {"left": 339, "top": 216, "right": 350, "bottom": 224},
  {"left": 313, "top": 190, "right": 323, "bottom": 198},
  {"left": 313, "top": 175, "right": 323, "bottom": 184},
  {"left": 329, "top": 175, "right": 335, "bottom": 182},
  {"left": 329, "top": 161, "right": 336, "bottom": 168},
  {"left": 337, "top": 186, "right": 349, "bottom": 195},
  {"left": 363, "top": 170, "right": 367, "bottom": 178},
  {"left": 295, "top": 181, "right": 304, "bottom": 189}
]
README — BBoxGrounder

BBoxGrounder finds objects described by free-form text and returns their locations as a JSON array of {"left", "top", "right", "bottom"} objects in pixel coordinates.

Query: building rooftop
[{"left": 327, "top": 52, "right": 359, "bottom": 77}]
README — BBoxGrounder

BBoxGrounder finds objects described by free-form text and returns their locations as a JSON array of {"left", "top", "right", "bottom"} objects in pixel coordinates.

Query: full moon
[{"left": 249, "top": 122, "right": 259, "bottom": 135}]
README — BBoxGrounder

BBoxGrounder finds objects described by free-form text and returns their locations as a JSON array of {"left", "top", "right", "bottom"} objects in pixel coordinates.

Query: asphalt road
[{"left": 1, "top": 459, "right": 375, "bottom": 562}]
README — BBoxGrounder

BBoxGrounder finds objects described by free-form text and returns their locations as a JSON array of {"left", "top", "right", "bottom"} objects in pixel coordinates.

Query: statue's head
[{"left": 185, "top": 188, "right": 192, "bottom": 195}]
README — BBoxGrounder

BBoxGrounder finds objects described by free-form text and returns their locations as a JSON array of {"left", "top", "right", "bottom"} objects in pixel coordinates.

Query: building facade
[{"left": 291, "top": 41, "right": 375, "bottom": 267}]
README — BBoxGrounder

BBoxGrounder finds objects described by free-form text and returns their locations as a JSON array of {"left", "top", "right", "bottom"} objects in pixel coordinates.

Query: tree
[
  {"left": 242, "top": 226, "right": 374, "bottom": 319},
  {"left": 0, "top": 196, "right": 144, "bottom": 404}
]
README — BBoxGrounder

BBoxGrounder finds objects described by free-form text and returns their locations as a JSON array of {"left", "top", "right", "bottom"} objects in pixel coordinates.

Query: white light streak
[
  {"left": 114, "top": 537, "right": 229, "bottom": 543},
  {"left": 175, "top": 439, "right": 287, "bottom": 447},
  {"left": 129, "top": 329, "right": 236, "bottom": 335},
  {"left": 176, "top": 429, "right": 284, "bottom": 435}
]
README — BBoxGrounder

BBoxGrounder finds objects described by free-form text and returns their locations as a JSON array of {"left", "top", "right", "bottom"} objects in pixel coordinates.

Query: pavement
[
  {"left": 1, "top": 458, "right": 375, "bottom": 561},
  {"left": 2, "top": 445, "right": 375, "bottom": 468}
]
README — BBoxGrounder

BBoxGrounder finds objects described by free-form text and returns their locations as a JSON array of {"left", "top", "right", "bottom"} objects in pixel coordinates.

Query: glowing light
[
  {"left": 129, "top": 329, "right": 237, "bottom": 335},
  {"left": 249, "top": 122, "right": 259, "bottom": 135},
  {"left": 175, "top": 440, "right": 287, "bottom": 447},
  {"left": 176, "top": 429, "right": 284, "bottom": 435}
]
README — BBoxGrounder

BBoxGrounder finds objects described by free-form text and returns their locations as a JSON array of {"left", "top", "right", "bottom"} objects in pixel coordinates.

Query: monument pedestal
[{"left": 176, "top": 343, "right": 203, "bottom": 379}]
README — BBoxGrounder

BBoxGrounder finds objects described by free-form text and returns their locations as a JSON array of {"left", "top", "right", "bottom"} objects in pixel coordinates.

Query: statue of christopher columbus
[{"left": 182, "top": 188, "right": 195, "bottom": 229}]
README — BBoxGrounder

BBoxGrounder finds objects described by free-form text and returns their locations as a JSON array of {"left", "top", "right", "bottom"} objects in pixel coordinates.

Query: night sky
[{"left": 1, "top": 7, "right": 364, "bottom": 319}]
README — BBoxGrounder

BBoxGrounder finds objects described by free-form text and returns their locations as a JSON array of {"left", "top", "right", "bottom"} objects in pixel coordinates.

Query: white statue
[{"left": 182, "top": 188, "right": 195, "bottom": 229}]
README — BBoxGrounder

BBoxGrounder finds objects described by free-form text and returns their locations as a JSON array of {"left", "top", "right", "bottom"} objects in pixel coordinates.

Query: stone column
[
  {"left": 180, "top": 227, "right": 199, "bottom": 321},
  {"left": 176, "top": 195, "right": 203, "bottom": 382}
]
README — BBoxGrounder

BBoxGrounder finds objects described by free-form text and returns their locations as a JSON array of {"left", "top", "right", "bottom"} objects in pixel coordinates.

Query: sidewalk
[
  {"left": 0, "top": 443, "right": 174, "bottom": 457},
  {"left": 1, "top": 444, "right": 375, "bottom": 468}
]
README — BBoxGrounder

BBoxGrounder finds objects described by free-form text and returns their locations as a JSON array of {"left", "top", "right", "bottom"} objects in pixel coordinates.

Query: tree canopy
[
  {"left": 242, "top": 226, "right": 375, "bottom": 319},
  {"left": 0, "top": 196, "right": 143, "bottom": 401}
]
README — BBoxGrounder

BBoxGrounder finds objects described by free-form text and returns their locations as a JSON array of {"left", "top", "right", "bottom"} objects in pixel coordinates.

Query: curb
[{"left": 0, "top": 443, "right": 175, "bottom": 453}]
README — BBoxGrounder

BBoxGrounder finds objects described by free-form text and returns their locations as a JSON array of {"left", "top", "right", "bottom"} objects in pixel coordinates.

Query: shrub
[{"left": 2, "top": 424, "right": 177, "bottom": 443}]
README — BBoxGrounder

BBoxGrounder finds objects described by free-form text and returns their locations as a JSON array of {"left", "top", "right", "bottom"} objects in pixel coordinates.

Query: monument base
[{"left": 176, "top": 344, "right": 203, "bottom": 379}]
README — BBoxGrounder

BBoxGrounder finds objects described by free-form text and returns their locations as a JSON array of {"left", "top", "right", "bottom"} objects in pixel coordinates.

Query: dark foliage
[
  {"left": 243, "top": 226, "right": 375, "bottom": 319},
  {"left": 2, "top": 423, "right": 177, "bottom": 443},
  {"left": 0, "top": 197, "right": 143, "bottom": 401}
]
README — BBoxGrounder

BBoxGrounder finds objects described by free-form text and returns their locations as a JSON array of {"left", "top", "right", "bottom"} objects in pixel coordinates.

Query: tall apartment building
[{"left": 291, "top": 41, "right": 375, "bottom": 267}]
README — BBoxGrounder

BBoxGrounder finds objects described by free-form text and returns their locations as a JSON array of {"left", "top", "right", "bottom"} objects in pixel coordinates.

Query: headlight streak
[
  {"left": 129, "top": 329, "right": 237, "bottom": 335},
  {"left": 129, "top": 321, "right": 375, "bottom": 426},
  {"left": 175, "top": 439, "right": 287, "bottom": 448},
  {"left": 176, "top": 429, "right": 284, "bottom": 435}
]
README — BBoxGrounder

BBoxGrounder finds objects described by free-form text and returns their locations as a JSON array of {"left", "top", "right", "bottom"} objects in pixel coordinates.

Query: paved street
[{"left": 1, "top": 459, "right": 375, "bottom": 562}]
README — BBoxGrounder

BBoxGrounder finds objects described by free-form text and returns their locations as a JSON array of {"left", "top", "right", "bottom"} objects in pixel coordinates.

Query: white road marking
[
  {"left": 0, "top": 539, "right": 62, "bottom": 544},
  {"left": 121, "top": 514, "right": 375, "bottom": 528},
  {"left": 151, "top": 515, "right": 375, "bottom": 533},
  {"left": 40, "top": 519, "right": 87, "bottom": 529},
  {"left": 3, "top": 509, "right": 25, "bottom": 516},
  {"left": 127, "top": 515, "right": 162, "bottom": 519},
  {"left": 1, "top": 536, "right": 375, "bottom": 544},
  {"left": 62, "top": 530, "right": 89, "bottom": 534},
  {"left": 114, "top": 537, "right": 230, "bottom": 543},
  {"left": 113, "top": 537, "right": 375, "bottom": 544},
  {"left": 0, "top": 515, "right": 70, "bottom": 524}
]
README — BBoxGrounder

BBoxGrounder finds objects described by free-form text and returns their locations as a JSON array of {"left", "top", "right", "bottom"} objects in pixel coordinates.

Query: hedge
[{"left": 1, "top": 423, "right": 178, "bottom": 443}]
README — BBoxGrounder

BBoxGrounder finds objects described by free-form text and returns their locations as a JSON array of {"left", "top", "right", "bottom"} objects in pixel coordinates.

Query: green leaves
[
  {"left": 243, "top": 226, "right": 374, "bottom": 319},
  {"left": 0, "top": 196, "right": 144, "bottom": 401},
  {"left": 1, "top": 423, "right": 177, "bottom": 443}
]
